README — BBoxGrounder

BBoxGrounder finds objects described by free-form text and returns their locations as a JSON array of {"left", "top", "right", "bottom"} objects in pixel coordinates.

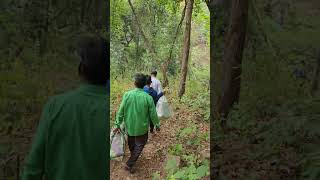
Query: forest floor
[
  {"left": 110, "top": 99, "right": 210, "bottom": 180},
  {"left": 213, "top": 133, "right": 300, "bottom": 179}
]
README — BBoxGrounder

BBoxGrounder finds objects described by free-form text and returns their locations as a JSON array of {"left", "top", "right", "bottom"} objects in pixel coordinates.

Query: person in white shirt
[{"left": 150, "top": 71, "right": 163, "bottom": 95}]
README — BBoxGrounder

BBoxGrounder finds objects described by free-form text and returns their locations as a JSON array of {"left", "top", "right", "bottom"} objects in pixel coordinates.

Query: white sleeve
[
  {"left": 159, "top": 82, "right": 163, "bottom": 94},
  {"left": 157, "top": 80, "right": 163, "bottom": 94}
]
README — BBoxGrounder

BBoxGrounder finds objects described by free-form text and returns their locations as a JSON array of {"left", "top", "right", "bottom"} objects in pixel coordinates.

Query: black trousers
[{"left": 126, "top": 133, "right": 148, "bottom": 168}]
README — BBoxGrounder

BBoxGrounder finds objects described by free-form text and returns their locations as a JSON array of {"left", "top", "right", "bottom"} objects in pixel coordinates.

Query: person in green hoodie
[
  {"left": 114, "top": 73, "right": 160, "bottom": 173},
  {"left": 21, "top": 34, "right": 109, "bottom": 180}
]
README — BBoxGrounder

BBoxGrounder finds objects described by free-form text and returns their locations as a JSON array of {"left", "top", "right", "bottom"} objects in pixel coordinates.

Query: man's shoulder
[
  {"left": 123, "top": 89, "right": 138, "bottom": 97},
  {"left": 126, "top": 89, "right": 136, "bottom": 94},
  {"left": 154, "top": 78, "right": 161, "bottom": 84},
  {"left": 46, "top": 89, "right": 79, "bottom": 105}
]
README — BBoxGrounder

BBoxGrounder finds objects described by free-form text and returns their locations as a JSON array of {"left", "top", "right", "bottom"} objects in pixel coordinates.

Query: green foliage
[
  {"left": 1, "top": 0, "right": 105, "bottom": 178},
  {"left": 177, "top": 125, "right": 206, "bottom": 146},
  {"left": 212, "top": 0, "right": 320, "bottom": 178},
  {"left": 164, "top": 154, "right": 209, "bottom": 180},
  {"left": 168, "top": 144, "right": 184, "bottom": 156},
  {"left": 178, "top": 126, "right": 197, "bottom": 138},
  {"left": 152, "top": 171, "right": 161, "bottom": 180},
  {"left": 301, "top": 151, "right": 320, "bottom": 180},
  {"left": 0, "top": 0, "right": 104, "bottom": 140},
  {"left": 177, "top": 69, "right": 210, "bottom": 121},
  {"left": 111, "top": 0, "right": 209, "bottom": 76}
]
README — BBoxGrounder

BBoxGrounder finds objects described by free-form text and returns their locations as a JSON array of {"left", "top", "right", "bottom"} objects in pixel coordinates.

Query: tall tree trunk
[
  {"left": 208, "top": 2, "right": 216, "bottom": 174},
  {"left": 161, "top": 64, "right": 169, "bottom": 88},
  {"left": 279, "top": 1, "right": 289, "bottom": 26},
  {"left": 178, "top": 0, "right": 194, "bottom": 98},
  {"left": 218, "top": 0, "right": 249, "bottom": 118},
  {"left": 39, "top": 0, "right": 50, "bottom": 56},
  {"left": 205, "top": 0, "right": 232, "bottom": 115},
  {"left": 206, "top": 0, "right": 225, "bottom": 121},
  {"left": 162, "top": 0, "right": 187, "bottom": 88},
  {"left": 205, "top": 1, "right": 230, "bottom": 177}
]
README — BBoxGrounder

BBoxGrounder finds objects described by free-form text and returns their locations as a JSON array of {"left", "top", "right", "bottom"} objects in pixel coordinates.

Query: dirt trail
[
  {"left": 110, "top": 116, "right": 177, "bottom": 179},
  {"left": 110, "top": 108, "right": 210, "bottom": 180}
]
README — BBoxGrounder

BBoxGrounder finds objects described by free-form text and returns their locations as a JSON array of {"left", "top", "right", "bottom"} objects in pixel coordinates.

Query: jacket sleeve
[
  {"left": 149, "top": 89, "right": 157, "bottom": 101},
  {"left": 21, "top": 101, "right": 52, "bottom": 180},
  {"left": 115, "top": 94, "right": 127, "bottom": 128},
  {"left": 148, "top": 97, "right": 160, "bottom": 127}
]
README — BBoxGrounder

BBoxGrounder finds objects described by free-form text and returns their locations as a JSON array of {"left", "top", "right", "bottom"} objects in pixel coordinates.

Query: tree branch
[
  {"left": 167, "top": 0, "right": 187, "bottom": 64},
  {"left": 162, "top": 0, "right": 187, "bottom": 87},
  {"left": 128, "top": 0, "right": 156, "bottom": 55}
]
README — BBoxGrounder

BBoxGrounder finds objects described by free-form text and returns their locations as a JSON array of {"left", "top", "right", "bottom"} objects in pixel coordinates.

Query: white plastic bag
[
  {"left": 156, "top": 96, "right": 172, "bottom": 119},
  {"left": 110, "top": 129, "right": 125, "bottom": 159}
]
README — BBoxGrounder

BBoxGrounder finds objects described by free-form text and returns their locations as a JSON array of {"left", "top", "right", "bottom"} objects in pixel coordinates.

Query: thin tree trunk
[
  {"left": 162, "top": 0, "right": 187, "bottom": 88},
  {"left": 86, "top": 0, "right": 93, "bottom": 12},
  {"left": 218, "top": 0, "right": 249, "bottom": 118},
  {"left": 279, "top": 1, "right": 289, "bottom": 26},
  {"left": 80, "top": 0, "right": 86, "bottom": 23},
  {"left": 311, "top": 52, "right": 320, "bottom": 97},
  {"left": 40, "top": 0, "right": 50, "bottom": 56},
  {"left": 128, "top": 0, "right": 156, "bottom": 55},
  {"left": 264, "top": 0, "right": 272, "bottom": 18},
  {"left": 94, "top": 0, "right": 103, "bottom": 29},
  {"left": 135, "top": 33, "right": 140, "bottom": 65},
  {"left": 178, "top": 0, "right": 194, "bottom": 98}
]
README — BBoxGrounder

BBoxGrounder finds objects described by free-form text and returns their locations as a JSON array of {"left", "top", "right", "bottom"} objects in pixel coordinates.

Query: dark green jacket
[{"left": 21, "top": 84, "right": 109, "bottom": 180}]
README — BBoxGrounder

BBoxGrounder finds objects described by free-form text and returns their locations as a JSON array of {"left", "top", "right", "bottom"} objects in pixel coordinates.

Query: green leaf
[
  {"left": 174, "top": 170, "right": 186, "bottom": 178},
  {"left": 165, "top": 158, "right": 178, "bottom": 173},
  {"left": 196, "top": 165, "right": 208, "bottom": 178},
  {"left": 152, "top": 171, "right": 161, "bottom": 180}
]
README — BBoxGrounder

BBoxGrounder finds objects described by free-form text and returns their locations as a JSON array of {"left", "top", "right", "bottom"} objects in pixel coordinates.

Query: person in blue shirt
[{"left": 143, "top": 75, "right": 164, "bottom": 133}]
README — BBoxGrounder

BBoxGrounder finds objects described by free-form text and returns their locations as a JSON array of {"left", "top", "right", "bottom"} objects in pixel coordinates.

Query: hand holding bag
[{"left": 110, "top": 128, "right": 125, "bottom": 159}]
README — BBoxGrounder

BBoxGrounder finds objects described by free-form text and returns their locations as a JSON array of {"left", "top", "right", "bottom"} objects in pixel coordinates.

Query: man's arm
[
  {"left": 157, "top": 92, "right": 164, "bottom": 99},
  {"left": 157, "top": 80, "right": 163, "bottom": 94},
  {"left": 22, "top": 101, "right": 51, "bottom": 180},
  {"left": 155, "top": 92, "right": 164, "bottom": 103},
  {"left": 148, "top": 97, "right": 160, "bottom": 128},
  {"left": 115, "top": 94, "right": 127, "bottom": 128}
]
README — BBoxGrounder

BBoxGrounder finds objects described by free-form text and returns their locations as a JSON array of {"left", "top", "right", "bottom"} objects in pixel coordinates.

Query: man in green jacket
[
  {"left": 114, "top": 73, "right": 160, "bottom": 173},
  {"left": 21, "top": 35, "right": 109, "bottom": 180}
]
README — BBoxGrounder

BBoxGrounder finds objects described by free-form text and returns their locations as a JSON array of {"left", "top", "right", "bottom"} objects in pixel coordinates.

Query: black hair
[
  {"left": 151, "top": 70, "right": 157, "bottom": 77},
  {"left": 76, "top": 34, "right": 109, "bottom": 85},
  {"left": 146, "top": 75, "right": 152, "bottom": 85},
  {"left": 134, "top": 73, "right": 147, "bottom": 88}
]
